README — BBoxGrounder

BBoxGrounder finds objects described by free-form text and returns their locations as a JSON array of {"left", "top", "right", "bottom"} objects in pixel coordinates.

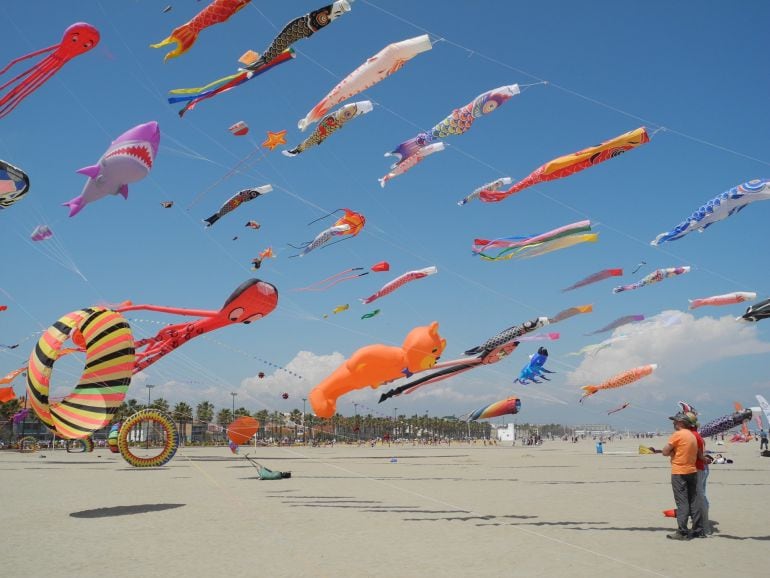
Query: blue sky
[{"left": 1, "top": 0, "right": 769, "bottom": 431}]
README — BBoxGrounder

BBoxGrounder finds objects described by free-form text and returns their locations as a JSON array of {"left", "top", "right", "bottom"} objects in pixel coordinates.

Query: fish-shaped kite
[
  {"left": 151, "top": 0, "right": 251, "bottom": 61},
  {"left": 580, "top": 364, "right": 657, "bottom": 401},
  {"left": 550, "top": 304, "right": 593, "bottom": 324},
  {"left": 283, "top": 101, "right": 373, "bottom": 157},
  {"left": 379, "top": 142, "right": 445, "bottom": 188},
  {"left": 458, "top": 177, "right": 512, "bottom": 206},
  {"left": 298, "top": 34, "right": 433, "bottom": 131},
  {"left": 739, "top": 298, "right": 770, "bottom": 322},
  {"left": 387, "top": 84, "right": 520, "bottom": 165},
  {"left": 586, "top": 315, "right": 644, "bottom": 336},
  {"left": 476, "top": 127, "right": 650, "bottom": 203},
  {"left": 462, "top": 396, "right": 521, "bottom": 422},
  {"left": 613, "top": 266, "right": 690, "bottom": 294},
  {"left": 562, "top": 268, "right": 623, "bottom": 292},
  {"left": 204, "top": 185, "right": 271, "bottom": 227},
  {"left": 651, "top": 179, "right": 770, "bottom": 246},
  {"left": 473, "top": 220, "right": 597, "bottom": 261},
  {"left": 688, "top": 292, "right": 756, "bottom": 310},
  {"left": 293, "top": 208, "right": 365, "bottom": 257},
  {"left": 361, "top": 266, "right": 437, "bottom": 305}
]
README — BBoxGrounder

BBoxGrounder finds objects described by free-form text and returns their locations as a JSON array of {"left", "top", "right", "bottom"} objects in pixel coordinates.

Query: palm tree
[
  {"left": 173, "top": 402, "right": 193, "bottom": 444},
  {"left": 234, "top": 406, "right": 251, "bottom": 418},
  {"left": 196, "top": 401, "right": 214, "bottom": 424},
  {"left": 151, "top": 397, "right": 170, "bottom": 414},
  {"left": 254, "top": 409, "right": 269, "bottom": 440}
]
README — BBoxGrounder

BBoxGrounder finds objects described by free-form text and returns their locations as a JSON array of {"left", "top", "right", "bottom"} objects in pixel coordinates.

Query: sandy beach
[{"left": 2, "top": 437, "right": 767, "bottom": 578}]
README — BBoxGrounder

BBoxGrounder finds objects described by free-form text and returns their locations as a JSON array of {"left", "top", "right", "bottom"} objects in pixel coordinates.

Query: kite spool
[
  {"left": 118, "top": 409, "right": 179, "bottom": 467},
  {"left": 66, "top": 437, "right": 95, "bottom": 453},
  {"left": 26, "top": 308, "right": 135, "bottom": 439}
]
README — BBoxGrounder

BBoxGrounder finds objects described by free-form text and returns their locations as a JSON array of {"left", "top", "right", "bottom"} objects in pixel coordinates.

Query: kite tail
[
  {"left": 151, "top": 23, "right": 200, "bottom": 61},
  {"left": 0, "top": 44, "right": 58, "bottom": 77}
]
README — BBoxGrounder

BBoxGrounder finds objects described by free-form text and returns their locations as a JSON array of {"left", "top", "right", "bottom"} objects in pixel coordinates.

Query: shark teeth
[{"left": 104, "top": 143, "right": 154, "bottom": 170}]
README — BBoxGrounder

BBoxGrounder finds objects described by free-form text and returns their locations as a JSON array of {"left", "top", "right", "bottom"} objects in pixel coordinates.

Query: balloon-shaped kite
[
  {"left": 283, "top": 101, "right": 373, "bottom": 157},
  {"left": 739, "top": 298, "right": 770, "bottom": 322},
  {"left": 30, "top": 225, "right": 53, "bottom": 242},
  {"left": 379, "top": 317, "right": 550, "bottom": 402},
  {"left": 204, "top": 185, "right": 271, "bottom": 227},
  {"left": 458, "top": 177, "right": 512, "bottom": 206},
  {"left": 292, "top": 208, "right": 365, "bottom": 257},
  {"left": 0, "top": 160, "right": 30, "bottom": 210},
  {"left": 0, "top": 23, "right": 100, "bottom": 119},
  {"left": 309, "top": 321, "right": 446, "bottom": 418},
  {"left": 462, "top": 396, "right": 521, "bottom": 422},
  {"left": 151, "top": 0, "right": 251, "bottom": 61},
  {"left": 243, "top": 1, "right": 351, "bottom": 72},
  {"left": 229, "top": 121, "right": 249, "bottom": 136},
  {"left": 689, "top": 292, "right": 756, "bottom": 310},
  {"left": 227, "top": 415, "right": 259, "bottom": 445},
  {"left": 371, "top": 261, "right": 389, "bottom": 272},
  {"left": 586, "top": 314, "right": 644, "bottom": 336},
  {"left": 473, "top": 220, "right": 597, "bottom": 261},
  {"left": 168, "top": 48, "right": 296, "bottom": 116},
  {"left": 298, "top": 34, "right": 433, "bottom": 131},
  {"left": 361, "top": 266, "right": 437, "bottom": 305},
  {"left": 612, "top": 266, "right": 690, "bottom": 294},
  {"left": 116, "top": 278, "right": 278, "bottom": 373},
  {"left": 562, "top": 268, "right": 623, "bottom": 292},
  {"left": 514, "top": 348, "right": 554, "bottom": 384},
  {"left": 63, "top": 122, "right": 160, "bottom": 217},
  {"left": 580, "top": 364, "right": 656, "bottom": 401},
  {"left": 388, "top": 84, "right": 520, "bottom": 165},
  {"left": 477, "top": 127, "right": 650, "bottom": 203},
  {"left": 651, "top": 179, "right": 770, "bottom": 246},
  {"left": 379, "top": 142, "right": 445, "bottom": 188}
]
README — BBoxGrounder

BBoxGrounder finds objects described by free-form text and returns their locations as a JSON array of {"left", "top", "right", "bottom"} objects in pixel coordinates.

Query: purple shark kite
[{"left": 63, "top": 121, "right": 160, "bottom": 217}]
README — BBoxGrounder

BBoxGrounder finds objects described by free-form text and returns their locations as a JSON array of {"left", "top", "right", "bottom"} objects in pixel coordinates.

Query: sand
[{"left": 1, "top": 437, "right": 768, "bottom": 577}]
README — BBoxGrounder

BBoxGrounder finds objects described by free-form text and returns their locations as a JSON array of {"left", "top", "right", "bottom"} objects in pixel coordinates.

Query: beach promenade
[{"left": 2, "top": 438, "right": 767, "bottom": 577}]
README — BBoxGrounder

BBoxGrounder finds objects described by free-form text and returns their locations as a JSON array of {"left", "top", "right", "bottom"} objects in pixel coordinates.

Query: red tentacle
[
  {"left": 0, "top": 61, "right": 59, "bottom": 118},
  {"left": 0, "top": 43, "right": 57, "bottom": 76}
]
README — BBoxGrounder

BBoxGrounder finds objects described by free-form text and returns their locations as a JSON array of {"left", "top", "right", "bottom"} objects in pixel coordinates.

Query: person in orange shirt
[{"left": 661, "top": 412, "right": 702, "bottom": 540}]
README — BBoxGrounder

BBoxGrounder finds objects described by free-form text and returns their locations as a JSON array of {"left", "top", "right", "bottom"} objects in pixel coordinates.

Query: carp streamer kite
[
  {"left": 387, "top": 84, "right": 521, "bottom": 165},
  {"left": 292, "top": 209, "right": 365, "bottom": 257},
  {"left": 475, "top": 127, "right": 650, "bottom": 203},
  {"left": 587, "top": 314, "right": 644, "bottom": 336},
  {"left": 63, "top": 122, "right": 160, "bottom": 217},
  {"left": 0, "top": 23, "right": 99, "bottom": 119},
  {"left": 168, "top": 49, "right": 296, "bottom": 116},
  {"left": 473, "top": 220, "right": 597, "bottom": 261},
  {"left": 562, "top": 268, "right": 623, "bottom": 292},
  {"left": 361, "top": 266, "right": 437, "bottom": 305},
  {"left": 651, "top": 179, "right": 770, "bottom": 246},
  {"left": 515, "top": 348, "right": 553, "bottom": 384},
  {"left": 152, "top": 0, "right": 251, "bottom": 61},
  {"left": 612, "top": 266, "right": 690, "bottom": 294},
  {"left": 244, "top": 1, "right": 351, "bottom": 73},
  {"left": 309, "top": 322, "right": 446, "bottom": 418},
  {"left": 550, "top": 304, "right": 593, "bottom": 324},
  {"left": 379, "top": 317, "right": 550, "bottom": 402},
  {"left": 0, "top": 160, "right": 30, "bottom": 210},
  {"left": 283, "top": 101, "right": 373, "bottom": 157},
  {"left": 462, "top": 396, "right": 521, "bottom": 422},
  {"left": 740, "top": 297, "right": 770, "bottom": 322},
  {"left": 580, "top": 364, "right": 657, "bottom": 401},
  {"left": 458, "top": 177, "right": 512, "bottom": 206},
  {"left": 699, "top": 407, "right": 757, "bottom": 439},
  {"left": 298, "top": 34, "right": 432, "bottom": 131},
  {"left": 204, "top": 185, "right": 271, "bottom": 227},
  {"left": 379, "top": 142, "right": 445, "bottom": 188},
  {"left": 689, "top": 292, "right": 756, "bottom": 310},
  {"left": 607, "top": 402, "right": 630, "bottom": 415}
]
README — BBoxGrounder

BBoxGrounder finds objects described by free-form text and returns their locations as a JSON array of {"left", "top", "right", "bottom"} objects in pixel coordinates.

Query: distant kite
[
  {"left": 651, "top": 179, "right": 770, "bottom": 246},
  {"left": 262, "top": 130, "right": 287, "bottom": 151},
  {"left": 298, "top": 34, "right": 433, "bottom": 131},
  {"left": 30, "top": 225, "right": 53, "bottom": 241},
  {"left": 229, "top": 121, "right": 249, "bottom": 136},
  {"left": 204, "top": 185, "right": 271, "bottom": 227},
  {"left": 151, "top": 0, "right": 251, "bottom": 61},
  {"left": 580, "top": 364, "right": 657, "bottom": 401},
  {"left": 550, "top": 304, "right": 593, "bottom": 324},
  {"left": 562, "top": 268, "right": 623, "bottom": 292},
  {"left": 689, "top": 292, "right": 756, "bottom": 310},
  {"left": 587, "top": 315, "right": 644, "bottom": 335},
  {"left": 515, "top": 348, "right": 553, "bottom": 385},
  {"left": 0, "top": 160, "right": 30, "bottom": 210},
  {"left": 361, "top": 309, "right": 381, "bottom": 319},
  {"left": 361, "top": 266, "right": 437, "bottom": 305},
  {"left": 379, "top": 142, "right": 445, "bottom": 188},
  {"left": 613, "top": 267, "right": 690, "bottom": 294},
  {"left": 458, "top": 177, "right": 512, "bottom": 206},
  {"left": 292, "top": 267, "right": 369, "bottom": 292},
  {"left": 607, "top": 402, "right": 630, "bottom": 415},
  {"left": 0, "top": 23, "right": 100, "bottom": 119},
  {"left": 473, "top": 220, "right": 597, "bottom": 261},
  {"left": 477, "top": 127, "right": 650, "bottom": 203},
  {"left": 292, "top": 208, "right": 365, "bottom": 257}
]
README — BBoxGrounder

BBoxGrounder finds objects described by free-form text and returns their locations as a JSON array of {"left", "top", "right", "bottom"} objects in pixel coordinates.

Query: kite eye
[
  {"left": 243, "top": 313, "right": 264, "bottom": 324},
  {"left": 482, "top": 101, "right": 498, "bottom": 114},
  {"left": 71, "top": 33, "right": 79, "bottom": 42},
  {"left": 228, "top": 307, "right": 244, "bottom": 321}
]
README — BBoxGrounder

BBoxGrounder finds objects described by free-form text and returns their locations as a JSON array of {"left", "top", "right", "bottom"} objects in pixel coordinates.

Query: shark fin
[
  {"left": 76, "top": 165, "right": 101, "bottom": 179},
  {"left": 118, "top": 184, "right": 129, "bottom": 199}
]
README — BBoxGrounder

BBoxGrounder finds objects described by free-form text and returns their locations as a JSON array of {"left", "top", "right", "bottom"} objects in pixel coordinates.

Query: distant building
[
  {"left": 494, "top": 423, "right": 516, "bottom": 442},
  {"left": 573, "top": 424, "right": 614, "bottom": 437}
]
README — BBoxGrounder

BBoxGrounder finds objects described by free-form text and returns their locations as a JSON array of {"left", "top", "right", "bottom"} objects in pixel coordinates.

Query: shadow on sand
[{"left": 70, "top": 503, "right": 185, "bottom": 518}]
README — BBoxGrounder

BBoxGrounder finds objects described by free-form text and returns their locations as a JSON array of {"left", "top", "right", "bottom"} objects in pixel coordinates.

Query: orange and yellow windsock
[{"left": 26, "top": 308, "right": 135, "bottom": 439}]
